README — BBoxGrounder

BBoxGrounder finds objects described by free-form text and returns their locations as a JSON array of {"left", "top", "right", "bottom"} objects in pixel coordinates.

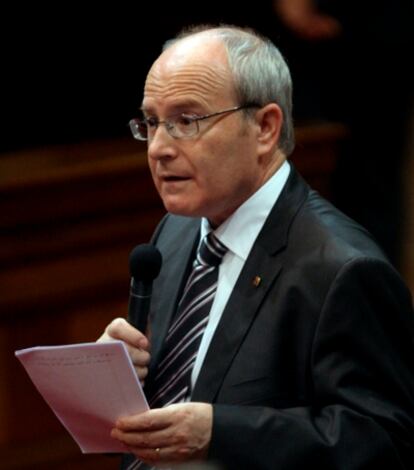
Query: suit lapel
[
  {"left": 192, "top": 167, "right": 309, "bottom": 402},
  {"left": 149, "top": 217, "right": 200, "bottom": 372}
]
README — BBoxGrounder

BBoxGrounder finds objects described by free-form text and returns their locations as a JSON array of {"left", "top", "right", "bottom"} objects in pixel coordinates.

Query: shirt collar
[{"left": 201, "top": 160, "right": 290, "bottom": 260}]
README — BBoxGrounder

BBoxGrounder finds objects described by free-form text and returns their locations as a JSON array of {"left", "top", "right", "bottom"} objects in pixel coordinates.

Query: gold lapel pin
[{"left": 252, "top": 275, "right": 262, "bottom": 287}]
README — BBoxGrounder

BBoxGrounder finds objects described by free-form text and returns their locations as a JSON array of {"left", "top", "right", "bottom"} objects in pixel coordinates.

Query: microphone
[{"left": 128, "top": 244, "right": 162, "bottom": 333}]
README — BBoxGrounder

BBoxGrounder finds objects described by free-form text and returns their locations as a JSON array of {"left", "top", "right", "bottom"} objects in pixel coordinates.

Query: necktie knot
[{"left": 197, "top": 232, "right": 228, "bottom": 267}]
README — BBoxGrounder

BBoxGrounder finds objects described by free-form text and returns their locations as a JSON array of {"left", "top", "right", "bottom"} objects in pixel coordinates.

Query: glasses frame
[{"left": 129, "top": 103, "right": 260, "bottom": 141}]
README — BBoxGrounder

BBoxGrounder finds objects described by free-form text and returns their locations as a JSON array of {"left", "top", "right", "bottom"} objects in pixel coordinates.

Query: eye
[
  {"left": 176, "top": 114, "right": 196, "bottom": 126},
  {"left": 145, "top": 116, "right": 159, "bottom": 128}
]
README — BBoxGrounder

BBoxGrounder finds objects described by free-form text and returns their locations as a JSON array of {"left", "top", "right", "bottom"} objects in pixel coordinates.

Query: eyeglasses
[{"left": 128, "top": 104, "right": 260, "bottom": 141}]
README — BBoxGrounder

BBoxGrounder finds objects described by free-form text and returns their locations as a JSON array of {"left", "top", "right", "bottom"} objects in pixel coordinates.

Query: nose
[{"left": 147, "top": 124, "right": 178, "bottom": 162}]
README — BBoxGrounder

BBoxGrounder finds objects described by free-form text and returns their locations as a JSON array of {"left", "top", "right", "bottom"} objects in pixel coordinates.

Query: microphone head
[{"left": 129, "top": 244, "right": 162, "bottom": 283}]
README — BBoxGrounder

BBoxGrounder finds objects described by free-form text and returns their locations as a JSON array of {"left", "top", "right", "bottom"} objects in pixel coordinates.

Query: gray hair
[{"left": 163, "top": 25, "right": 295, "bottom": 156}]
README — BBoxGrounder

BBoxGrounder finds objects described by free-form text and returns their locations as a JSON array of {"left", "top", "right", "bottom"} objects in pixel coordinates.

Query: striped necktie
[
  {"left": 148, "top": 231, "right": 227, "bottom": 408},
  {"left": 123, "top": 232, "right": 227, "bottom": 470}
]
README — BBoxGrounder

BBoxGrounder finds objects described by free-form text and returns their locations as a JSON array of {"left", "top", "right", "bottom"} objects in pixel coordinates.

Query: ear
[{"left": 255, "top": 103, "right": 283, "bottom": 155}]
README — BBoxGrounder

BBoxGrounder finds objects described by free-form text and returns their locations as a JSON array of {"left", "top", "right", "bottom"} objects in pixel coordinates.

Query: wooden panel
[
  {"left": 292, "top": 121, "right": 347, "bottom": 196},
  {"left": 1, "top": 300, "right": 125, "bottom": 469},
  {"left": 0, "top": 122, "right": 347, "bottom": 469},
  {"left": 0, "top": 138, "right": 163, "bottom": 468}
]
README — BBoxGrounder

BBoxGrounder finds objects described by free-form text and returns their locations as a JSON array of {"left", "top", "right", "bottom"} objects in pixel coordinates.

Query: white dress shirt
[{"left": 191, "top": 160, "right": 290, "bottom": 389}]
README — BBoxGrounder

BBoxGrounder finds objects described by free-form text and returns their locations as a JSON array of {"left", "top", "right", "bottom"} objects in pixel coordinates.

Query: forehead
[{"left": 143, "top": 36, "right": 236, "bottom": 111}]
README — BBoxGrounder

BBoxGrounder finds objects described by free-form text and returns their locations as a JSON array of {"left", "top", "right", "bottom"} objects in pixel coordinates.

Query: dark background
[
  {"left": 0, "top": 3, "right": 282, "bottom": 153},
  {"left": 1, "top": 1, "right": 412, "bottom": 153}
]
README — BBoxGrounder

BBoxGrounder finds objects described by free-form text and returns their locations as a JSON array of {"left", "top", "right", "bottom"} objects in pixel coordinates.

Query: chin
[{"left": 162, "top": 200, "right": 201, "bottom": 218}]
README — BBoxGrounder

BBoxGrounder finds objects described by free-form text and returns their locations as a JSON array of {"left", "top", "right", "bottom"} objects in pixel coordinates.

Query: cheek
[
  {"left": 148, "top": 159, "right": 161, "bottom": 190},
  {"left": 204, "top": 143, "right": 252, "bottom": 186},
  {"left": 195, "top": 153, "right": 229, "bottom": 194},
  {"left": 147, "top": 157, "right": 154, "bottom": 175}
]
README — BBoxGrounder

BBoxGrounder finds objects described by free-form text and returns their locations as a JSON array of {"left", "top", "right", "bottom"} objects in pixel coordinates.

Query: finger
[
  {"left": 111, "top": 425, "right": 176, "bottom": 449},
  {"left": 106, "top": 318, "right": 149, "bottom": 349},
  {"left": 110, "top": 429, "right": 162, "bottom": 465},
  {"left": 131, "top": 446, "right": 166, "bottom": 466},
  {"left": 128, "top": 347, "right": 151, "bottom": 366},
  {"left": 116, "top": 409, "right": 171, "bottom": 432},
  {"left": 132, "top": 445, "right": 182, "bottom": 466},
  {"left": 127, "top": 347, "right": 150, "bottom": 381},
  {"left": 112, "top": 404, "right": 212, "bottom": 464},
  {"left": 111, "top": 428, "right": 185, "bottom": 467},
  {"left": 134, "top": 365, "right": 149, "bottom": 383}
]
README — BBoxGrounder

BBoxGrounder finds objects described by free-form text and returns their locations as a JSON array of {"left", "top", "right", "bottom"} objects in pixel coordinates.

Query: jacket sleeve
[{"left": 208, "top": 258, "right": 414, "bottom": 469}]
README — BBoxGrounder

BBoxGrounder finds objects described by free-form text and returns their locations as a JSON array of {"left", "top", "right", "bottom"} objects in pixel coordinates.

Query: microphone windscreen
[{"left": 129, "top": 244, "right": 162, "bottom": 282}]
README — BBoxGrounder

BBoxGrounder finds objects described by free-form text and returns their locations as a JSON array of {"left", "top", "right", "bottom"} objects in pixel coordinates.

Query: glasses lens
[
  {"left": 173, "top": 115, "right": 197, "bottom": 138},
  {"left": 129, "top": 119, "right": 148, "bottom": 141}
]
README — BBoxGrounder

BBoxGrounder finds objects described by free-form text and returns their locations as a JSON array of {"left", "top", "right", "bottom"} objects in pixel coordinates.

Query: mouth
[{"left": 161, "top": 175, "right": 191, "bottom": 182}]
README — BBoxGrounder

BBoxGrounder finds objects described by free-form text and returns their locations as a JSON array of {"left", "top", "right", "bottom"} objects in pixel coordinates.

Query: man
[{"left": 99, "top": 25, "right": 414, "bottom": 469}]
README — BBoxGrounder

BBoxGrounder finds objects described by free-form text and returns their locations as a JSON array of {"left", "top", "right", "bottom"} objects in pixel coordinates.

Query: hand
[
  {"left": 111, "top": 403, "right": 213, "bottom": 466},
  {"left": 97, "top": 317, "right": 151, "bottom": 384}
]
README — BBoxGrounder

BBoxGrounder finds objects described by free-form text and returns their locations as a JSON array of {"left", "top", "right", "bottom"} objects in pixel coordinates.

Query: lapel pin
[{"left": 252, "top": 275, "right": 262, "bottom": 288}]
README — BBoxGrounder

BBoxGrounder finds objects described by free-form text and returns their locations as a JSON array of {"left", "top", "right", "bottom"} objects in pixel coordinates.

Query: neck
[
  {"left": 208, "top": 151, "right": 287, "bottom": 229},
  {"left": 259, "top": 149, "right": 286, "bottom": 188}
]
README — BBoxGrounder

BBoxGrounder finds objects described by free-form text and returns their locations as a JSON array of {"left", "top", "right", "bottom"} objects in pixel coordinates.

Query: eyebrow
[{"left": 140, "top": 99, "right": 207, "bottom": 116}]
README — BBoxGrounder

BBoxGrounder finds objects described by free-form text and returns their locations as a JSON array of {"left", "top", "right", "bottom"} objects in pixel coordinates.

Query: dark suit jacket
[{"left": 143, "top": 167, "right": 414, "bottom": 469}]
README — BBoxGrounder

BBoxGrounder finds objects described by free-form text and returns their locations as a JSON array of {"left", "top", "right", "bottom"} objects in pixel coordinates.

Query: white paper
[{"left": 15, "top": 340, "right": 148, "bottom": 453}]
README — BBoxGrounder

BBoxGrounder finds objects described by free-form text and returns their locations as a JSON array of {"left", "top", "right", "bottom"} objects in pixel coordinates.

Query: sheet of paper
[{"left": 15, "top": 340, "right": 148, "bottom": 453}]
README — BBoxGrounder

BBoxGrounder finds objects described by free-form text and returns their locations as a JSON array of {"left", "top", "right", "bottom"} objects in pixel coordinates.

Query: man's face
[{"left": 142, "top": 36, "right": 265, "bottom": 227}]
